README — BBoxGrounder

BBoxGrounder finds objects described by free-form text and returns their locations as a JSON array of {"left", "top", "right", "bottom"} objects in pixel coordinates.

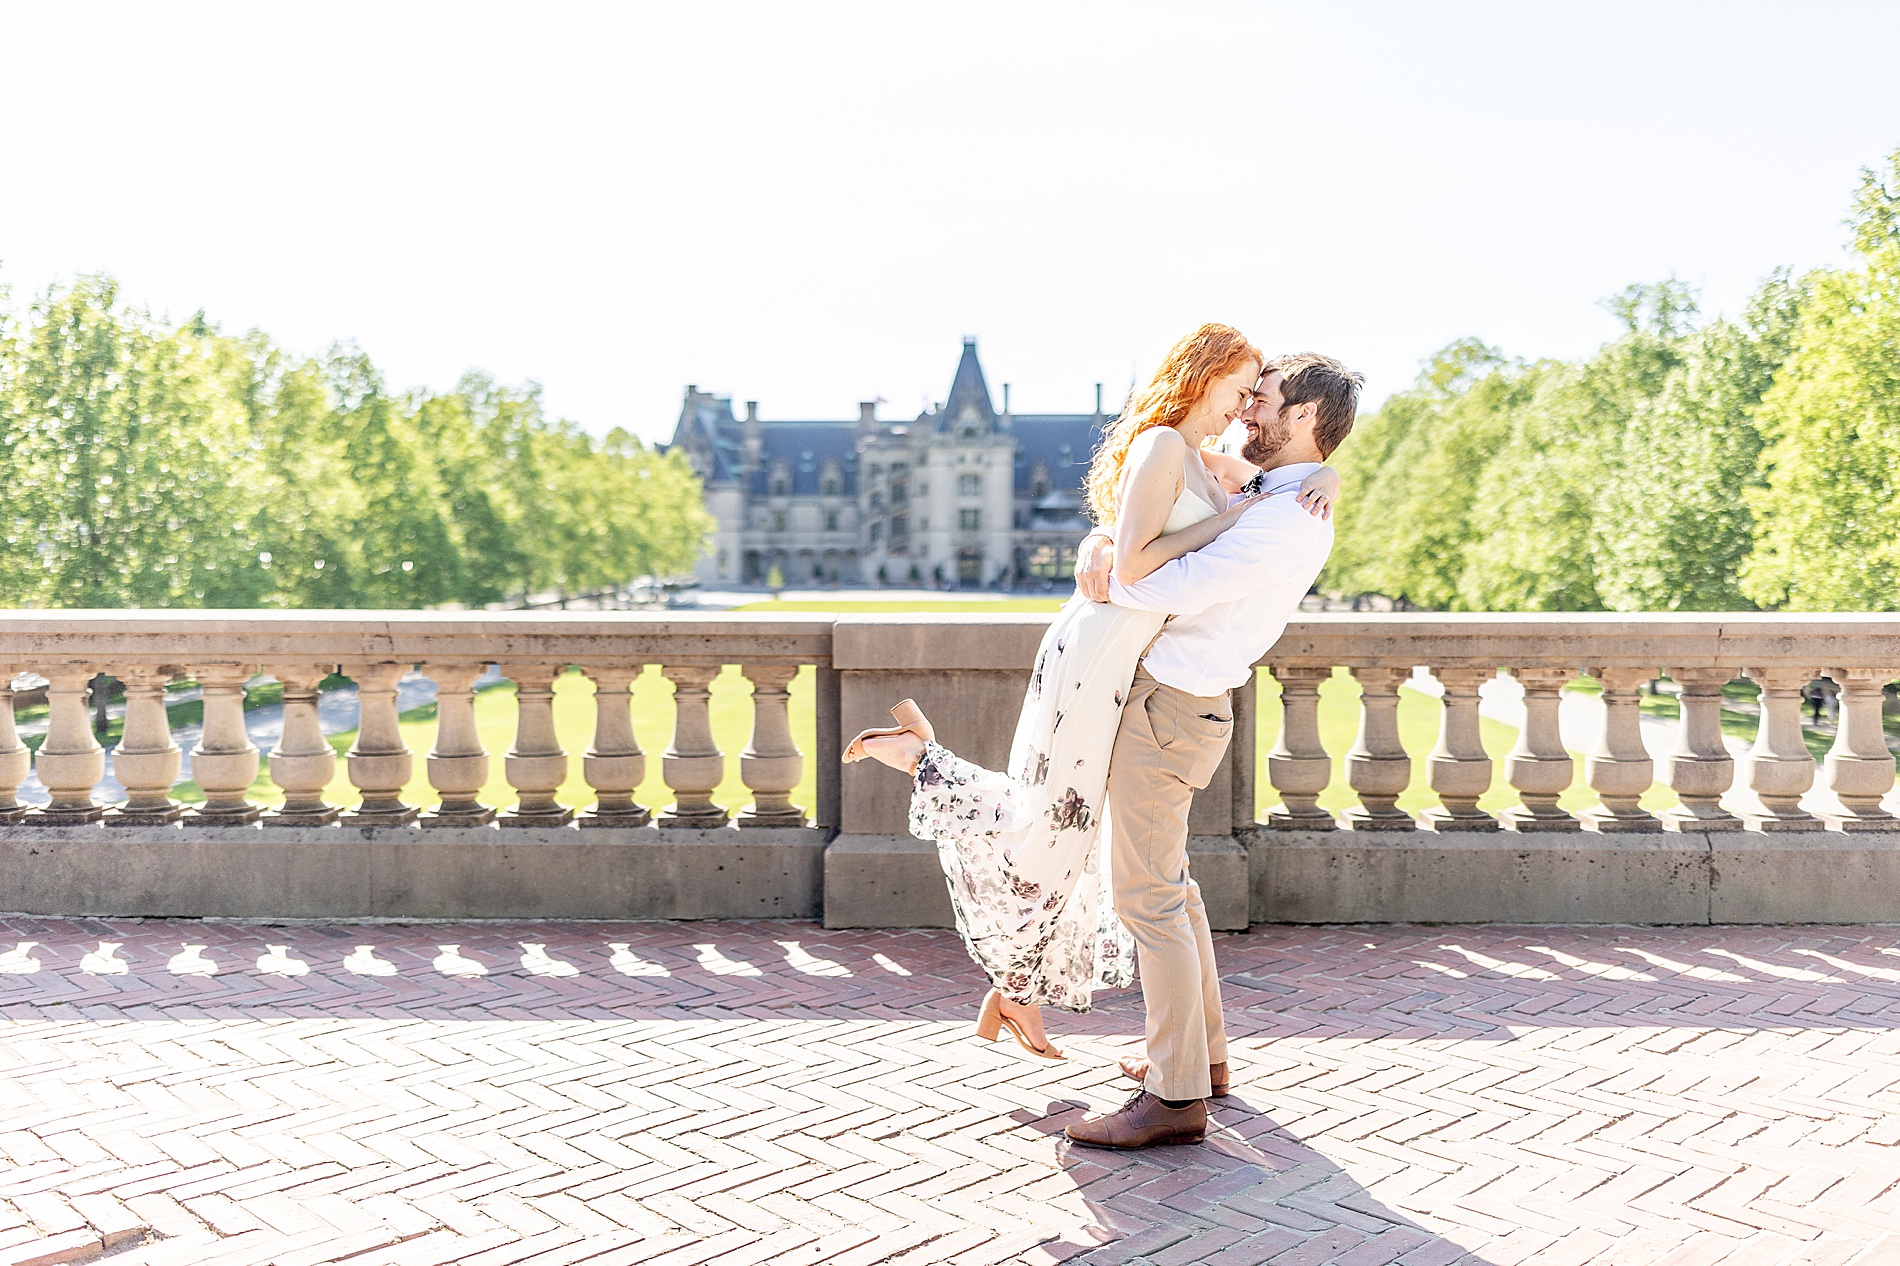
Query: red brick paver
[{"left": 2, "top": 920, "right": 1898, "bottom": 1264}]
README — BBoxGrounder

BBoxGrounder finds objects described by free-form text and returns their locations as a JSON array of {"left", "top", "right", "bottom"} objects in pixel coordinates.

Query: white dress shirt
[{"left": 1106, "top": 461, "right": 1333, "bottom": 695}]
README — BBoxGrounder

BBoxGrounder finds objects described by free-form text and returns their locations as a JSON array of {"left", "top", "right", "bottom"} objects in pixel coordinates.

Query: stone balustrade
[{"left": 1, "top": 610, "right": 1896, "bottom": 927}]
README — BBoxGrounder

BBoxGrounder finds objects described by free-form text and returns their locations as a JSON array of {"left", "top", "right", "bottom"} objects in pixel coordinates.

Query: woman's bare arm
[
  {"left": 1295, "top": 465, "right": 1341, "bottom": 519},
  {"left": 1115, "top": 491, "right": 1269, "bottom": 583},
  {"left": 1111, "top": 429, "right": 1281, "bottom": 586},
  {"left": 1107, "top": 428, "right": 1189, "bottom": 588},
  {"left": 1207, "top": 450, "right": 1342, "bottom": 519},
  {"left": 1201, "top": 449, "right": 1258, "bottom": 495}
]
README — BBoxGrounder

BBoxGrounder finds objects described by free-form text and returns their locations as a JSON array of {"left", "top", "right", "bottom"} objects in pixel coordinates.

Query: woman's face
[{"left": 1185, "top": 359, "right": 1261, "bottom": 437}]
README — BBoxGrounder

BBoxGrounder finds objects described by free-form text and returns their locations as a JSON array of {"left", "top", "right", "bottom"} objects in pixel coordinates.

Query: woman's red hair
[{"left": 1083, "top": 323, "right": 1262, "bottom": 524}]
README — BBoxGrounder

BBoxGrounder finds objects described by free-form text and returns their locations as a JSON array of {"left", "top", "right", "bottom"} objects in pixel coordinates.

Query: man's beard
[{"left": 1241, "top": 409, "right": 1293, "bottom": 465}]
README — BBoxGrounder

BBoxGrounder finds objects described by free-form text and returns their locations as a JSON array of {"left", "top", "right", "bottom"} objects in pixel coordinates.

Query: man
[{"left": 1064, "top": 352, "right": 1362, "bottom": 1149}]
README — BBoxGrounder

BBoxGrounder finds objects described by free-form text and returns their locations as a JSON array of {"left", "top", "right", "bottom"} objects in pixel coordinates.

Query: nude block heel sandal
[
  {"left": 975, "top": 988, "right": 1064, "bottom": 1060},
  {"left": 842, "top": 699, "right": 936, "bottom": 764}
]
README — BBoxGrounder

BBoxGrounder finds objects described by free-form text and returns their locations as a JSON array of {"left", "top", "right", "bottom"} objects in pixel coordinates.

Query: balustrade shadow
[
  {"left": 7, "top": 919, "right": 1900, "bottom": 1035},
  {"left": 14, "top": 917, "right": 1900, "bottom": 1262}
]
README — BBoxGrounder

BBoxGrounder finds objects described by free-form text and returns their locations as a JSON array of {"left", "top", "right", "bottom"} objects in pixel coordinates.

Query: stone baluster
[
  {"left": 500, "top": 662, "right": 572, "bottom": 826},
  {"left": 660, "top": 665, "right": 728, "bottom": 827},
  {"left": 1344, "top": 666, "right": 1414, "bottom": 830},
  {"left": 188, "top": 665, "right": 263, "bottom": 824},
  {"left": 1501, "top": 667, "right": 1578, "bottom": 830},
  {"left": 1424, "top": 667, "right": 1497, "bottom": 831},
  {"left": 1822, "top": 669, "right": 1898, "bottom": 830},
  {"left": 424, "top": 663, "right": 494, "bottom": 827},
  {"left": 1740, "top": 666, "right": 1822, "bottom": 831},
  {"left": 1660, "top": 668, "right": 1740, "bottom": 831},
  {"left": 0, "top": 668, "right": 30, "bottom": 824},
  {"left": 581, "top": 665, "right": 648, "bottom": 827},
  {"left": 29, "top": 665, "right": 106, "bottom": 825},
  {"left": 109, "top": 667, "right": 183, "bottom": 825},
  {"left": 739, "top": 664, "right": 804, "bottom": 827},
  {"left": 1580, "top": 666, "right": 1659, "bottom": 832},
  {"left": 1264, "top": 665, "right": 1335, "bottom": 830},
  {"left": 343, "top": 662, "right": 417, "bottom": 824},
  {"left": 267, "top": 666, "right": 338, "bottom": 824}
]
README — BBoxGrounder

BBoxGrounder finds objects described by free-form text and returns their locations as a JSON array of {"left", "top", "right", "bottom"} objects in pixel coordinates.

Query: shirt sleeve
[{"left": 1109, "top": 502, "right": 1323, "bottom": 615}]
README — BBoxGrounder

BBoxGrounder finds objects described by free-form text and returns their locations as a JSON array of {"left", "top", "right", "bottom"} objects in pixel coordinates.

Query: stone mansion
[{"left": 665, "top": 339, "right": 1109, "bottom": 588}]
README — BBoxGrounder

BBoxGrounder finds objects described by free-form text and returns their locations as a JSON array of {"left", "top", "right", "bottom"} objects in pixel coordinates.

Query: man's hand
[{"left": 1074, "top": 531, "right": 1115, "bottom": 602}]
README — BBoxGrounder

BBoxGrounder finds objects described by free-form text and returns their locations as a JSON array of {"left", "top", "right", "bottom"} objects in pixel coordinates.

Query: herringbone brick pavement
[{"left": 1, "top": 919, "right": 1898, "bottom": 1265}]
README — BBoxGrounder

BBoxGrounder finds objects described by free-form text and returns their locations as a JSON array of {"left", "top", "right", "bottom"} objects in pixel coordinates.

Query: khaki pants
[{"left": 1107, "top": 666, "right": 1232, "bottom": 1101}]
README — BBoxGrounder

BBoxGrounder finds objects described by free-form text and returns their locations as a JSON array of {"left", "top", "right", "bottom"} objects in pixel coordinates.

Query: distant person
[{"left": 843, "top": 325, "right": 1358, "bottom": 1148}]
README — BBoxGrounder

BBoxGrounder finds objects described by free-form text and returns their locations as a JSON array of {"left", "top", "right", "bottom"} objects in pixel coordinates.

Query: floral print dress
[{"left": 908, "top": 491, "right": 1219, "bottom": 1012}]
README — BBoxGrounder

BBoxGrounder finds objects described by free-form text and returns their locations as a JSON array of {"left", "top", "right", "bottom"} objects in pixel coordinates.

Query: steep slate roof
[
  {"left": 748, "top": 422, "right": 860, "bottom": 498},
  {"left": 1010, "top": 414, "right": 1106, "bottom": 495},
  {"left": 663, "top": 342, "right": 1112, "bottom": 501},
  {"left": 671, "top": 393, "right": 744, "bottom": 484},
  {"left": 935, "top": 337, "right": 998, "bottom": 431}
]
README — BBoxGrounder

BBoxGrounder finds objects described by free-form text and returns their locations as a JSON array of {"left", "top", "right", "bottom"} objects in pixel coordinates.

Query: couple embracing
[{"left": 845, "top": 324, "right": 1362, "bottom": 1149}]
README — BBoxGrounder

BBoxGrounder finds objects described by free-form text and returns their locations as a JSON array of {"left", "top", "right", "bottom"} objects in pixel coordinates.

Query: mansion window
[
  {"left": 770, "top": 474, "right": 790, "bottom": 496},
  {"left": 959, "top": 508, "right": 981, "bottom": 531},
  {"left": 957, "top": 473, "right": 981, "bottom": 496},
  {"left": 870, "top": 490, "right": 884, "bottom": 511},
  {"left": 771, "top": 510, "right": 787, "bottom": 532},
  {"left": 822, "top": 476, "right": 841, "bottom": 497},
  {"left": 824, "top": 509, "right": 839, "bottom": 531},
  {"left": 1028, "top": 543, "right": 1076, "bottom": 580},
  {"left": 869, "top": 520, "right": 882, "bottom": 544}
]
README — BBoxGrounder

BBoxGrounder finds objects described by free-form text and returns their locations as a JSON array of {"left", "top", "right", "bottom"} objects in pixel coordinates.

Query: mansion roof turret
[{"left": 928, "top": 337, "right": 999, "bottom": 434}]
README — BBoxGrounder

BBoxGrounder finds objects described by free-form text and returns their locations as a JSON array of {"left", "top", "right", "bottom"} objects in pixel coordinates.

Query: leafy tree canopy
[
  {"left": 1323, "top": 146, "right": 1900, "bottom": 612},
  {"left": 0, "top": 276, "right": 711, "bottom": 609}
]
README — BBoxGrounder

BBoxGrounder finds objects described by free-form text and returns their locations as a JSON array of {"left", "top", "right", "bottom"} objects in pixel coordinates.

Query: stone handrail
[{"left": 1, "top": 610, "right": 1895, "bottom": 927}]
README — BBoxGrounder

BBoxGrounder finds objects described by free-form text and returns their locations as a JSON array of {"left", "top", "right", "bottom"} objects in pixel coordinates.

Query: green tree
[
  {"left": 0, "top": 272, "right": 725, "bottom": 611},
  {"left": 1592, "top": 272, "right": 1804, "bottom": 610},
  {"left": 3, "top": 278, "right": 264, "bottom": 607},
  {"left": 1324, "top": 339, "right": 1540, "bottom": 608},
  {"left": 1743, "top": 151, "right": 1900, "bottom": 610},
  {"left": 1457, "top": 280, "right": 1696, "bottom": 611}
]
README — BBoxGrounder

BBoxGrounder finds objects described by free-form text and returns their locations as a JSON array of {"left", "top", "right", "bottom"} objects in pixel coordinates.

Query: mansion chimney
[
  {"left": 858, "top": 401, "right": 879, "bottom": 436},
  {"left": 741, "top": 400, "right": 762, "bottom": 474}
]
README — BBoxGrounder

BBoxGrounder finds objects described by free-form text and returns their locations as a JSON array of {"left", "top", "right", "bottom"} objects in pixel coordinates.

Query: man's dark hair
[{"left": 1269, "top": 352, "right": 1364, "bottom": 458}]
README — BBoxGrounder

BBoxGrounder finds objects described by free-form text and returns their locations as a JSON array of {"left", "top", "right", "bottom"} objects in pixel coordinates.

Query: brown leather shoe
[
  {"left": 1117, "top": 1055, "right": 1229, "bottom": 1097},
  {"left": 1065, "top": 1091, "right": 1207, "bottom": 1149}
]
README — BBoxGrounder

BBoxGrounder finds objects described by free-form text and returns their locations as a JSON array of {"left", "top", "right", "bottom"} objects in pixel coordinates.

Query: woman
[{"left": 843, "top": 324, "right": 1338, "bottom": 1057}]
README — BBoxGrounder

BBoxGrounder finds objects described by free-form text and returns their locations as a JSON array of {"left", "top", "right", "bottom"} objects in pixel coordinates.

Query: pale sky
[{"left": 3, "top": 2, "right": 1897, "bottom": 442}]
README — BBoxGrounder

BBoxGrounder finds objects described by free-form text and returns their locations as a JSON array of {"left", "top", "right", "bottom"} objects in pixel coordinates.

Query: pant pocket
[
  {"left": 1152, "top": 694, "right": 1232, "bottom": 790},
  {"left": 1175, "top": 714, "right": 1232, "bottom": 790}
]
